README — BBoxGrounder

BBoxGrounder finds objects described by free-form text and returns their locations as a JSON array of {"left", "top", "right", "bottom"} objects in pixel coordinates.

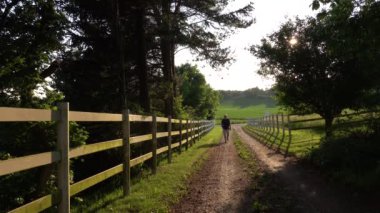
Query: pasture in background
[{"left": 216, "top": 88, "right": 279, "bottom": 123}]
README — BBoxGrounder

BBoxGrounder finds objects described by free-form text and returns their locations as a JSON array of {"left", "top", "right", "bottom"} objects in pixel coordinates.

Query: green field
[
  {"left": 216, "top": 103, "right": 279, "bottom": 119},
  {"left": 216, "top": 89, "right": 280, "bottom": 120}
]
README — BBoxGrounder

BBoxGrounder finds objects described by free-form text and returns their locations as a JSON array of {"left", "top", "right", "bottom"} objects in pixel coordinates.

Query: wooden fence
[
  {"left": 247, "top": 113, "right": 292, "bottom": 155},
  {"left": 246, "top": 111, "right": 379, "bottom": 156},
  {"left": 0, "top": 103, "right": 215, "bottom": 212}
]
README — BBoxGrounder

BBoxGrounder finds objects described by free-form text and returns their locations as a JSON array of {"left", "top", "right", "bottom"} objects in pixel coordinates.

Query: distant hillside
[
  {"left": 216, "top": 88, "right": 279, "bottom": 119},
  {"left": 219, "top": 88, "right": 276, "bottom": 107}
]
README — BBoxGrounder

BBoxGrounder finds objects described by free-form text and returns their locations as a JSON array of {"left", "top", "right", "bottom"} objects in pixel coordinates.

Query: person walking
[{"left": 221, "top": 115, "right": 231, "bottom": 143}]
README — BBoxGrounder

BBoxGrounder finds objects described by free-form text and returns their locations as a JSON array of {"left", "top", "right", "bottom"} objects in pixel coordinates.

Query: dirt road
[
  {"left": 172, "top": 125, "right": 379, "bottom": 213},
  {"left": 171, "top": 134, "right": 252, "bottom": 212}
]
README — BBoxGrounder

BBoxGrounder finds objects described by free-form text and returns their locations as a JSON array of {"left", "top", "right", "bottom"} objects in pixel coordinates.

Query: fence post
[
  {"left": 192, "top": 120, "right": 195, "bottom": 144},
  {"left": 264, "top": 116, "right": 267, "bottom": 131},
  {"left": 179, "top": 119, "right": 182, "bottom": 154},
  {"left": 168, "top": 116, "right": 172, "bottom": 163},
  {"left": 282, "top": 113, "right": 285, "bottom": 138},
  {"left": 202, "top": 121, "right": 205, "bottom": 136},
  {"left": 258, "top": 118, "right": 261, "bottom": 129},
  {"left": 196, "top": 121, "right": 198, "bottom": 141},
  {"left": 190, "top": 120, "right": 193, "bottom": 146},
  {"left": 57, "top": 102, "right": 70, "bottom": 213},
  {"left": 276, "top": 114, "right": 279, "bottom": 133},
  {"left": 186, "top": 119, "right": 189, "bottom": 150},
  {"left": 198, "top": 120, "right": 201, "bottom": 141},
  {"left": 269, "top": 116, "right": 272, "bottom": 131},
  {"left": 122, "top": 109, "right": 130, "bottom": 196},
  {"left": 286, "top": 114, "right": 292, "bottom": 157},
  {"left": 152, "top": 113, "right": 157, "bottom": 174},
  {"left": 193, "top": 120, "right": 195, "bottom": 144},
  {"left": 262, "top": 116, "right": 265, "bottom": 131},
  {"left": 193, "top": 120, "right": 196, "bottom": 144},
  {"left": 288, "top": 114, "right": 292, "bottom": 142},
  {"left": 272, "top": 115, "right": 275, "bottom": 133}
]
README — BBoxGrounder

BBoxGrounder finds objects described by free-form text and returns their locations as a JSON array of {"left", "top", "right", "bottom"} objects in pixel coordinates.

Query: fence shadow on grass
[{"left": 243, "top": 126, "right": 293, "bottom": 157}]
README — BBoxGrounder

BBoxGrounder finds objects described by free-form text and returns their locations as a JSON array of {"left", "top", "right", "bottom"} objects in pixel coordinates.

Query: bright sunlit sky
[{"left": 175, "top": 0, "right": 317, "bottom": 91}]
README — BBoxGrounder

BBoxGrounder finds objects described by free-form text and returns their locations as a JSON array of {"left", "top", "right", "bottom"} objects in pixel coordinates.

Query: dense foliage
[
  {"left": 249, "top": 0, "right": 380, "bottom": 192},
  {"left": 177, "top": 64, "right": 220, "bottom": 119},
  {"left": 0, "top": 0, "right": 251, "bottom": 211},
  {"left": 251, "top": 0, "right": 380, "bottom": 136}
]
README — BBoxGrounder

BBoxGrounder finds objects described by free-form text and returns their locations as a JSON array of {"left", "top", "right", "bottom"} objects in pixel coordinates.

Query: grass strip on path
[
  {"left": 232, "top": 129, "right": 304, "bottom": 212},
  {"left": 72, "top": 127, "right": 222, "bottom": 213},
  {"left": 232, "top": 131, "right": 259, "bottom": 176},
  {"left": 232, "top": 131, "right": 268, "bottom": 211}
]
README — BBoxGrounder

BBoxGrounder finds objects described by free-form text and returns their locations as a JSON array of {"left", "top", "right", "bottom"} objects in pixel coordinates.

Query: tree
[
  {"left": 177, "top": 64, "right": 219, "bottom": 118},
  {"left": 0, "top": 2, "right": 87, "bottom": 211},
  {"left": 0, "top": 0, "right": 66, "bottom": 107},
  {"left": 252, "top": 0, "right": 380, "bottom": 137},
  {"left": 251, "top": 15, "right": 374, "bottom": 136},
  {"left": 312, "top": 0, "right": 380, "bottom": 109},
  {"left": 150, "top": 0, "right": 254, "bottom": 116}
]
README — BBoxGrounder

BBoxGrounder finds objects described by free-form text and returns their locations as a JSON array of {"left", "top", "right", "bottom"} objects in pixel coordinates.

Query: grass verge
[
  {"left": 72, "top": 128, "right": 222, "bottom": 212},
  {"left": 232, "top": 131, "right": 268, "bottom": 212},
  {"left": 232, "top": 131, "right": 258, "bottom": 175},
  {"left": 232, "top": 130, "right": 306, "bottom": 212},
  {"left": 242, "top": 125, "right": 322, "bottom": 157},
  {"left": 232, "top": 131, "right": 297, "bottom": 212}
]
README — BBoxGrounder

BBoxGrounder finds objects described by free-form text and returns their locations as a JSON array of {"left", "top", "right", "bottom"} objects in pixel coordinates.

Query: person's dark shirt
[{"left": 221, "top": 118, "right": 230, "bottom": 129}]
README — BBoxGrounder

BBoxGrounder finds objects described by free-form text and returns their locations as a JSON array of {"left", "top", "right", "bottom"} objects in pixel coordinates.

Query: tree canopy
[
  {"left": 0, "top": 1, "right": 235, "bottom": 210},
  {"left": 251, "top": 0, "right": 380, "bottom": 136},
  {"left": 177, "top": 63, "right": 220, "bottom": 119}
]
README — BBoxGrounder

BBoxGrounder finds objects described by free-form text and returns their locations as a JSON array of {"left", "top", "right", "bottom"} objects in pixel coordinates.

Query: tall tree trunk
[
  {"left": 135, "top": 7, "right": 150, "bottom": 113},
  {"left": 111, "top": 0, "right": 127, "bottom": 110},
  {"left": 160, "top": 0, "right": 175, "bottom": 117},
  {"left": 324, "top": 116, "right": 334, "bottom": 138},
  {"left": 135, "top": 5, "right": 152, "bottom": 163},
  {"left": 170, "top": 42, "right": 177, "bottom": 98},
  {"left": 161, "top": 38, "right": 174, "bottom": 116}
]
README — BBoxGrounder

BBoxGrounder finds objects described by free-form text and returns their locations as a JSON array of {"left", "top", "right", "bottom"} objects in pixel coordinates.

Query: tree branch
[{"left": 0, "top": 0, "right": 21, "bottom": 28}]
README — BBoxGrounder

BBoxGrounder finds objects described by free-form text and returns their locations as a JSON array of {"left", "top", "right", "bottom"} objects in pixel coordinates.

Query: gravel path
[
  {"left": 171, "top": 134, "right": 252, "bottom": 213},
  {"left": 172, "top": 125, "right": 379, "bottom": 213},
  {"left": 234, "top": 124, "right": 379, "bottom": 213}
]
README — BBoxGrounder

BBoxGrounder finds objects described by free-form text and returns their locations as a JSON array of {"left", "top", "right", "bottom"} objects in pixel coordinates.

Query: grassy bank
[
  {"left": 242, "top": 125, "right": 323, "bottom": 157},
  {"left": 72, "top": 128, "right": 222, "bottom": 212}
]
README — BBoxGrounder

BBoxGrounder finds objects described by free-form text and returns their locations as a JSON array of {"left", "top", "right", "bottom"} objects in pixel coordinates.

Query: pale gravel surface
[
  {"left": 234, "top": 124, "right": 378, "bottom": 213},
  {"left": 171, "top": 133, "right": 252, "bottom": 213},
  {"left": 171, "top": 125, "right": 379, "bottom": 213}
]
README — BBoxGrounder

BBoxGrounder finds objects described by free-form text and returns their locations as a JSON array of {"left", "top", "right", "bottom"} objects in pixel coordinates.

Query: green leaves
[
  {"left": 312, "top": 0, "right": 321, "bottom": 10},
  {"left": 177, "top": 63, "right": 220, "bottom": 119},
  {"left": 252, "top": 0, "right": 380, "bottom": 136}
]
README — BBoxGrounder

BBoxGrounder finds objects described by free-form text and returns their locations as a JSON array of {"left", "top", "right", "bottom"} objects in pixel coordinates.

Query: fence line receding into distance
[
  {"left": 0, "top": 103, "right": 215, "bottom": 213},
  {"left": 246, "top": 111, "right": 379, "bottom": 156}
]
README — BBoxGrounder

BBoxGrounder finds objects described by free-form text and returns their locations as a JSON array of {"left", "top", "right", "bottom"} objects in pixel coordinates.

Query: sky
[{"left": 175, "top": 0, "right": 317, "bottom": 91}]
